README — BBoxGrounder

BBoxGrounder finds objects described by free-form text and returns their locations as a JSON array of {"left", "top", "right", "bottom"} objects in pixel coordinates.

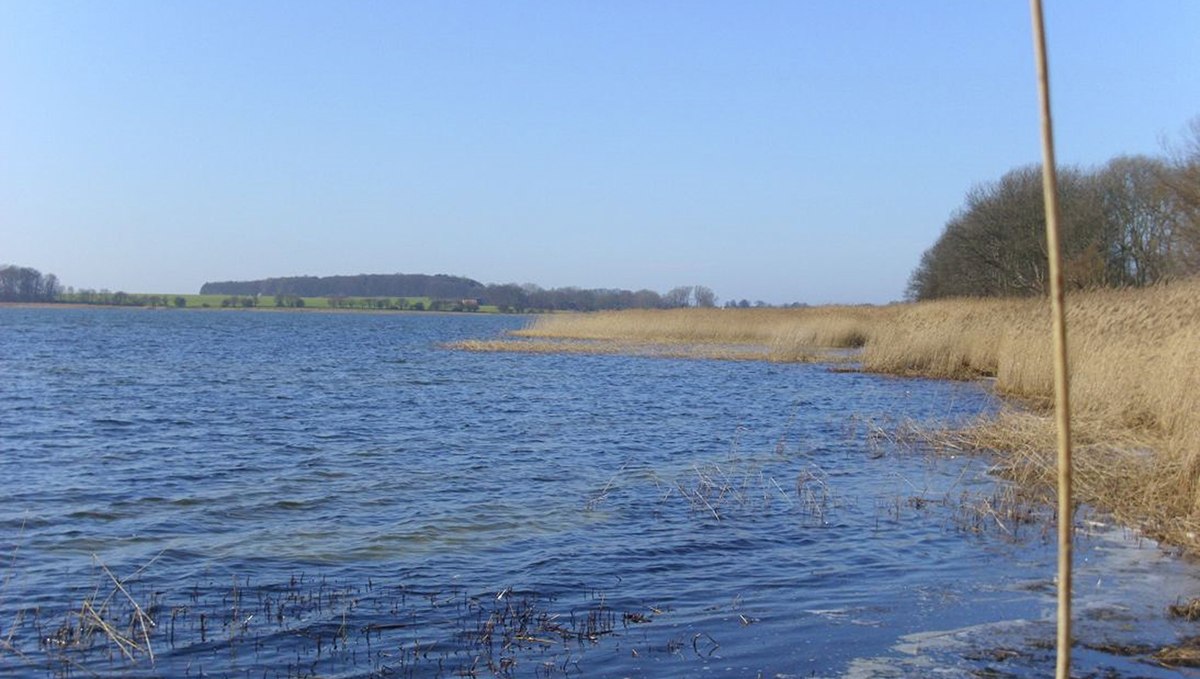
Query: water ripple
[{"left": 0, "top": 308, "right": 1194, "bottom": 678}]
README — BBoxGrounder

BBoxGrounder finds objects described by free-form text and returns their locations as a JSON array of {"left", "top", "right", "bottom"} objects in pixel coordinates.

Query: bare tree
[
  {"left": 662, "top": 286, "right": 694, "bottom": 308},
  {"left": 693, "top": 285, "right": 717, "bottom": 308},
  {"left": 1096, "top": 155, "right": 1187, "bottom": 285},
  {"left": 1159, "top": 116, "right": 1200, "bottom": 274}
]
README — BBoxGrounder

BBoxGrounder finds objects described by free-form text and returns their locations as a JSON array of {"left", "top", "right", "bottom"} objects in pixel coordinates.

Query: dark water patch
[
  {"left": 270, "top": 498, "right": 328, "bottom": 511},
  {"left": 167, "top": 496, "right": 206, "bottom": 507},
  {"left": 63, "top": 508, "right": 124, "bottom": 521},
  {"left": 91, "top": 417, "right": 135, "bottom": 427}
]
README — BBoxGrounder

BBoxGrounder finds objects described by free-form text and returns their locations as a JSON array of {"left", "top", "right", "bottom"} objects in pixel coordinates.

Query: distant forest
[
  {"left": 201, "top": 273, "right": 485, "bottom": 300},
  {"left": 201, "top": 274, "right": 721, "bottom": 312}
]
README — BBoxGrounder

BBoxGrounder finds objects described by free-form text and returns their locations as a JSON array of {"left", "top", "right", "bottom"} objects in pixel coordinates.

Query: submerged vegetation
[
  {"left": 2, "top": 556, "right": 655, "bottom": 678},
  {"left": 459, "top": 277, "right": 1200, "bottom": 550}
]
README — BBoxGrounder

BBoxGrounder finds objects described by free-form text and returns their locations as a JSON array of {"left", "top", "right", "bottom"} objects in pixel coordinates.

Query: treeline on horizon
[
  {"left": 201, "top": 273, "right": 729, "bottom": 312},
  {"left": 201, "top": 273, "right": 484, "bottom": 300},
  {"left": 10, "top": 118, "right": 1197, "bottom": 309},
  {"left": 0, "top": 265, "right": 62, "bottom": 303},
  {"left": 908, "top": 117, "right": 1200, "bottom": 300},
  {"left": 0, "top": 272, "right": 188, "bottom": 307},
  {"left": 2, "top": 264, "right": 778, "bottom": 311}
]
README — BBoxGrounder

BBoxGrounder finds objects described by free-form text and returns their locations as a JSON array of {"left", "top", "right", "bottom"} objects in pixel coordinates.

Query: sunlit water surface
[{"left": 1, "top": 308, "right": 1198, "bottom": 678}]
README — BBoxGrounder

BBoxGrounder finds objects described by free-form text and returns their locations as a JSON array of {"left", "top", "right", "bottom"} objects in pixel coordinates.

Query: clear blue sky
[{"left": 2, "top": 2, "right": 1197, "bottom": 304}]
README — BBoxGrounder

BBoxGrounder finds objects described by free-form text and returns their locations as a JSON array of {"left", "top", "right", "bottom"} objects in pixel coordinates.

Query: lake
[{"left": 1, "top": 308, "right": 1197, "bottom": 678}]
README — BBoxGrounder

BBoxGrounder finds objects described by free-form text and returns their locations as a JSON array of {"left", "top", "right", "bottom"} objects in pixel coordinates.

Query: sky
[{"left": 2, "top": 2, "right": 1198, "bottom": 304}]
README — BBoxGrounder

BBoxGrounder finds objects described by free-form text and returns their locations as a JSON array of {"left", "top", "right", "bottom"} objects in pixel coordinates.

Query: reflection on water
[{"left": 0, "top": 308, "right": 1196, "bottom": 677}]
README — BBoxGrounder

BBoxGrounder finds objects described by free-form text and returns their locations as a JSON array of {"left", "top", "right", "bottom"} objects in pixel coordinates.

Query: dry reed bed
[
  {"left": 514, "top": 306, "right": 882, "bottom": 347},
  {"left": 867, "top": 281, "right": 1200, "bottom": 546},
  {"left": 481, "top": 279, "right": 1200, "bottom": 549}
]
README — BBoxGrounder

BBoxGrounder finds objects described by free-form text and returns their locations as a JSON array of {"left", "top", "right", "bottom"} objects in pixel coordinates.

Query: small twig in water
[{"left": 98, "top": 559, "right": 156, "bottom": 665}]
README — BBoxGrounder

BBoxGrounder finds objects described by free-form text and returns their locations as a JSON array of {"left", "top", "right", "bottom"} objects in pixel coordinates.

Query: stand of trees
[
  {"left": 0, "top": 265, "right": 728, "bottom": 312},
  {"left": 488, "top": 284, "right": 717, "bottom": 312},
  {"left": 908, "top": 118, "right": 1200, "bottom": 300},
  {"left": 201, "top": 273, "right": 487, "bottom": 299},
  {"left": 69, "top": 290, "right": 179, "bottom": 307},
  {"left": 0, "top": 265, "right": 61, "bottom": 302},
  {"left": 202, "top": 274, "right": 722, "bottom": 312}
]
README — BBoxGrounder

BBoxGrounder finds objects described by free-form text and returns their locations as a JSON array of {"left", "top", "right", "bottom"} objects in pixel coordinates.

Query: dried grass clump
[
  {"left": 765, "top": 310, "right": 881, "bottom": 361},
  {"left": 1168, "top": 598, "right": 1200, "bottom": 622},
  {"left": 855, "top": 279, "right": 1200, "bottom": 546},
  {"left": 512, "top": 306, "right": 885, "bottom": 363},
  {"left": 1155, "top": 639, "right": 1200, "bottom": 668},
  {"left": 860, "top": 297, "right": 1032, "bottom": 380},
  {"left": 922, "top": 410, "right": 1196, "bottom": 543},
  {"left": 514, "top": 308, "right": 781, "bottom": 344}
]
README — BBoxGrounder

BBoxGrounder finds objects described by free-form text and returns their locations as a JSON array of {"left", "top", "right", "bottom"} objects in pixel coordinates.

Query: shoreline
[
  {"left": 8, "top": 286, "right": 1197, "bottom": 551},
  {"left": 0, "top": 301, "right": 518, "bottom": 316},
  {"left": 460, "top": 279, "right": 1200, "bottom": 553}
]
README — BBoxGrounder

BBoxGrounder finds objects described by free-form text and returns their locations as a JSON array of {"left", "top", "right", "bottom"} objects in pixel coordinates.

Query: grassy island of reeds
[{"left": 454, "top": 278, "right": 1200, "bottom": 550}]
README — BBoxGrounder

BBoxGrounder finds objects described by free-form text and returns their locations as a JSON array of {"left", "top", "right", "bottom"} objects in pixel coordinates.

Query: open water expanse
[{"left": 2, "top": 307, "right": 1200, "bottom": 678}]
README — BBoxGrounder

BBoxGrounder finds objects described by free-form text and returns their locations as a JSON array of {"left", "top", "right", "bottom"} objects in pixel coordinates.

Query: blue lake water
[{"left": 1, "top": 308, "right": 1198, "bottom": 678}]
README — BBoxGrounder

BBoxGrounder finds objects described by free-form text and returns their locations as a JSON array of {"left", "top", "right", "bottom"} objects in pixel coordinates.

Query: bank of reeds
[
  {"left": 498, "top": 306, "right": 882, "bottom": 363},
  {"left": 473, "top": 278, "right": 1200, "bottom": 549},
  {"left": 514, "top": 306, "right": 885, "bottom": 349},
  {"left": 870, "top": 281, "right": 1200, "bottom": 546}
]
